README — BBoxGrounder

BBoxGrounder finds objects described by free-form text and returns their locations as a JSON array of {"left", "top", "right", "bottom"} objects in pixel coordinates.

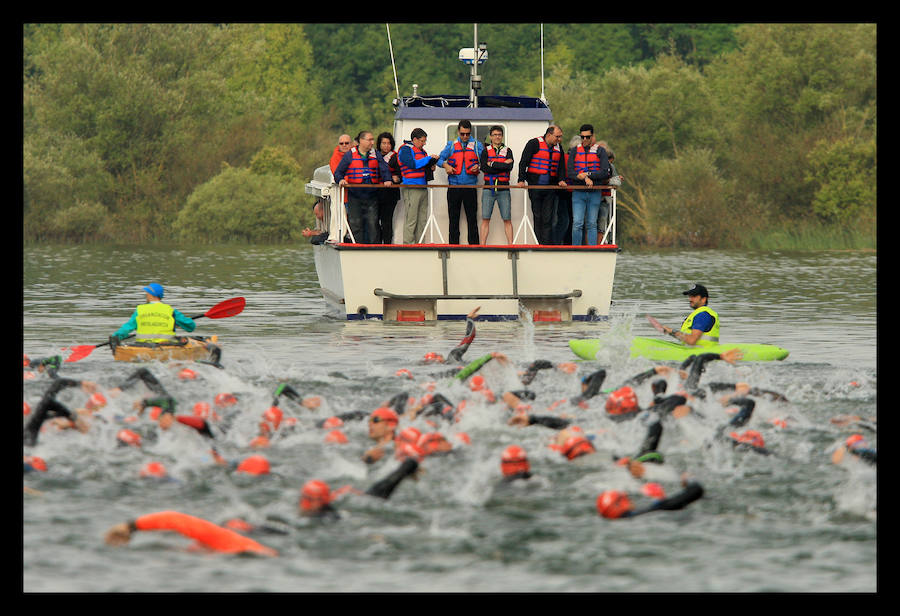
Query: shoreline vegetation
[{"left": 24, "top": 24, "right": 875, "bottom": 250}]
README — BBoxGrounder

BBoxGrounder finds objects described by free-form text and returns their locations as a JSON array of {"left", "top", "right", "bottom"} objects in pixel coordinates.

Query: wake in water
[{"left": 22, "top": 312, "right": 876, "bottom": 590}]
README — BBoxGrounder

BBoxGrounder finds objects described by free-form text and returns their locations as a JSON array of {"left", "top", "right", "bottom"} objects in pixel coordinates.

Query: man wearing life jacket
[
  {"left": 660, "top": 284, "right": 720, "bottom": 347},
  {"left": 329, "top": 134, "right": 353, "bottom": 175},
  {"left": 566, "top": 124, "right": 611, "bottom": 245},
  {"left": 334, "top": 131, "right": 393, "bottom": 244},
  {"left": 478, "top": 125, "right": 514, "bottom": 245},
  {"left": 398, "top": 127, "right": 439, "bottom": 244},
  {"left": 517, "top": 125, "right": 567, "bottom": 245},
  {"left": 438, "top": 120, "right": 485, "bottom": 245},
  {"left": 111, "top": 283, "right": 196, "bottom": 346}
]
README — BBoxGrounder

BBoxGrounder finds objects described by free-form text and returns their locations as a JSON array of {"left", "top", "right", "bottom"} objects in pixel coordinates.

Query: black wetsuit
[
  {"left": 620, "top": 481, "right": 704, "bottom": 518},
  {"left": 26, "top": 355, "right": 63, "bottom": 379},
  {"left": 23, "top": 378, "right": 83, "bottom": 446}
]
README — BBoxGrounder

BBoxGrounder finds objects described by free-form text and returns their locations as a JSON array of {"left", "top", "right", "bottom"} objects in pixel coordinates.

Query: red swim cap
[
  {"left": 596, "top": 490, "right": 634, "bottom": 519},
  {"left": 370, "top": 407, "right": 399, "bottom": 425},
  {"left": 730, "top": 430, "right": 765, "bottom": 449},
  {"left": 500, "top": 445, "right": 530, "bottom": 477},
  {"left": 641, "top": 482, "right": 666, "bottom": 500},
  {"left": 140, "top": 461, "right": 167, "bottom": 478},
  {"left": 23, "top": 354, "right": 30, "bottom": 367},
  {"left": 236, "top": 455, "right": 270, "bottom": 475},
  {"left": 324, "top": 429, "right": 349, "bottom": 444},
  {"left": 396, "top": 426, "right": 422, "bottom": 446},
  {"left": 300, "top": 479, "right": 332, "bottom": 511},
  {"left": 24, "top": 455, "right": 47, "bottom": 472},
  {"left": 454, "top": 432, "right": 471, "bottom": 445},
  {"left": 85, "top": 392, "right": 107, "bottom": 410},
  {"left": 249, "top": 435, "right": 270, "bottom": 449},
  {"left": 116, "top": 429, "right": 142, "bottom": 447},
  {"left": 178, "top": 368, "right": 197, "bottom": 380},
  {"left": 423, "top": 352, "right": 444, "bottom": 364},
  {"left": 418, "top": 432, "right": 451, "bottom": 456},
  {"left": 396, "top": 368, "right": 413, "bottom": 379},
  {"left": 214, "top": 393, "right": 238, "bottom": 407},
  {"left": 845, "top": 434, "right": 866, "bottom": 449},
  {"left": 560, "top": 435, "right": 595, "bottom": 461},
  {"left": 23, "top": 401, "right": 31, "bottom": 416},
  {"left": 193, "top": 401, "right": 211, "bottom": 419},
  {"left": 469, "top": 375, "right": 486, "bottom": 391},
  {"left": 605, "top": 386, "right": 639, "bottom": 415}
]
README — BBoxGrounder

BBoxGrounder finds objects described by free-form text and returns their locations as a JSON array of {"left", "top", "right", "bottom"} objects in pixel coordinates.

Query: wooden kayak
[
  {"left": 112, "top": 336, "right": 219, "bottom": 363},
  {"left": 569, "top": 336, "right": 789, "bottom": 362}
]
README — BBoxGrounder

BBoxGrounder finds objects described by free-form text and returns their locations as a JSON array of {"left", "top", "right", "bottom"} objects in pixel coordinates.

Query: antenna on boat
[
  {"left": 386, "top": 24, "right": 401, "bottom": 101},
  {"left": 540, "top": 24, "right": 546, "bottom": 104},
  {"left": 459, "top": 23, "right": 487, "bottom": 108}
]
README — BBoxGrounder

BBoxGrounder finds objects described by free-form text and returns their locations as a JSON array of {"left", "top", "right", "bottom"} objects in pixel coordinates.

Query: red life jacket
[
  {"left": 526, "top": 136, "right": 561, "bottom": 177},
  {"left": 398, "top": 142, "right": 429, "bottom": 181},
  {"left": 344, "top": 147, "right": 381, "bottom": 185},
  {"left": 573, "top": 144, "right": 602, "bottom": 175},
  {"left": 448, "top": 140, "right": 479, "bottom": 175},
  {"left": 483, "top": 145, "right": 511, "bottom": 185}
]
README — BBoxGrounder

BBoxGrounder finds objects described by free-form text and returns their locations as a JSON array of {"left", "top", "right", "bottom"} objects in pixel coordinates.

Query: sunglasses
[
  {"left": 580, "top": 134, "right": 592, "bottom": 139},
  {"left": 339, "top": 141, "right": 350, "bottom": 145},
  {"left": 459, "top": 131, "right": 471, "bottom": 136}
]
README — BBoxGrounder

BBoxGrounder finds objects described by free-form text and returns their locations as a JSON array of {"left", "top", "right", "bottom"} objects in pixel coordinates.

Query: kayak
[
  {"left": 112, "top": 336, "right": 220, "bottom": 363},
  {"left": 569, "top": 336, "right": 790, "bottom": 362}
]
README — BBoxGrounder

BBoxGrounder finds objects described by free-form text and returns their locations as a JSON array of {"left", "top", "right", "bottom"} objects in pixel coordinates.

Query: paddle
[{"left": 64, "top": 297, "right": 246, "bottom": 363}]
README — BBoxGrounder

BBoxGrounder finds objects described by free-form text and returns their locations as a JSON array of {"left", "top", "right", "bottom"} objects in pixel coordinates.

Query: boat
[
  {"left": 111, "top": 336, "right": 221, "bottom": 363},
  {"left": 569, "top": 336, "right": 790, "bottom": 362},
  {"left": 304, "top": 26, "right": 618, "bottom": 322}
]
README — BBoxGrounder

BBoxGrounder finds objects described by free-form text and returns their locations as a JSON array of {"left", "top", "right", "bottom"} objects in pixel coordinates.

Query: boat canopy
[{"left": 395, "top": 94, "right": 552, "bottom": 122}]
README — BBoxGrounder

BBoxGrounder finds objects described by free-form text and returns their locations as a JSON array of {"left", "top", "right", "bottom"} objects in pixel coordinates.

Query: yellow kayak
[{"left": 112, "top": 336, "right": 220, "bottom": 363}]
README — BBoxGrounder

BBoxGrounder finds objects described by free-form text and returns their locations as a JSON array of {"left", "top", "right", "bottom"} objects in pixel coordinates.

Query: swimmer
[
  {"left": 24, "top": 355, "right": 63, "bottom": 379},
  {"left": 23, "top": 377, "right": 97, "bottom": 446},
  {"left": 104, "top": 511, "right": 277, "bottom": 556},
  {"left": 831, "top": 434, "right": 876, "bottom": 466},
  {"left": 422, "top": 306, "right": 481, "bottom": 366},
  {"left": 597, "top": 475, "right": 704, "bottom": 519}
]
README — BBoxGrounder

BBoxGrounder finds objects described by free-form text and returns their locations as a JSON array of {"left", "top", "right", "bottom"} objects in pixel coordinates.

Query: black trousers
[
  {"left": 348, "top": 194, "right": 378, "bottom": 244},
  {"left": 447, "top": 187, "right": 479, "bottom": 245},
  {"left": 376, "top": 188, "right": 400, "bottom": 244},
  {"left": 528, "top": 189, "right": 557, "bottom": 245}
]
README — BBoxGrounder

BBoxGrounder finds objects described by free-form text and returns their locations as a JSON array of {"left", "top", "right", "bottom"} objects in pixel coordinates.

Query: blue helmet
[{"left": 143, "top": 283, "right": 164, "bottom": 299}]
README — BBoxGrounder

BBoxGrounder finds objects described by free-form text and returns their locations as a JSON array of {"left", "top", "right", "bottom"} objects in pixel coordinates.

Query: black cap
[{"left": 682, "top": 283, "right": 709, "bottom": 298}]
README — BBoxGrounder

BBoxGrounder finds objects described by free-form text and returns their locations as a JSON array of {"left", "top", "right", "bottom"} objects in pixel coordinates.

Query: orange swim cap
[
  {"left": 370, "top": 407, "right": 399, "bottom": 426},
  {"left": 324, "top": 429, "right": 349, "bottom": 444},
  {"left": 299, "top": 479, "right": 332, "bottom": 511},
  {"left": 214, "top": 392, "right": 238, "bottom": 407},
  {"left": 454, "top": 432, "right": 471, "bottom": 445},
  {"left": 236, "top": 455, "right": 270, "bottom": 475},
  {"left": 396, "top": 368, "right": 413, "bottom": 379},
  {"left": 85, "top": 392, "right": 107, "bottom": 410},
  {"left": 845, "top": 434, "right": 866, "bottom": 449},
  {"left": 249, "top": 435, "right": 270, "bottom": 449},
  {"left": 23, "top": 401, "right": 31, "bottom": 416},
  {"left": 148, "top": 406, "right": 163, "bottom": 421},
  {"left": 396, "top": 426, "right": 422, "bottom": 447},
  {"left": 263, "top": 406, "right": 283, "bottom": 430},
  {"left": 116, "top": 429, "right": 142, "bottom": 447},
  {"left": 23, "top": 354, "right": 30, "bottom": 367},
  {"left": 395, "top": 441, "right": 425, "bottom": 462},
  {"left": 596, "top": 490, "right": 634, "bottom": 519},
  {"left": 140, "top": 461, "right": 167, "bottom": 478},
  {"left": 423, "top": 352, "right": 444, "bottom": 364},
  {"left": 321, "top": 416, "right": 344, "bottom": 429},
  {"left": 605, "top": 386, "right": 639, "bottom": 415},
  {"left": 500, "top": 445, "right": 530, "bottom": 477},
  {"left": 178, "top": 368, "right": 197, "bottom": 380}
]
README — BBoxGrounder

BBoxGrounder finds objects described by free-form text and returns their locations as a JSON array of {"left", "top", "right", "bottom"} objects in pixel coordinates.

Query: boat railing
[{"left": 324, "top": 183, "right": 616, "bottom": 247}]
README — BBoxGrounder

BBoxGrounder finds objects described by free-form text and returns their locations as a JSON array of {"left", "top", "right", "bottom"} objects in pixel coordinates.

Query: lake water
[{"left": 23, "top": 244, "right": 877, "bottom": 592}]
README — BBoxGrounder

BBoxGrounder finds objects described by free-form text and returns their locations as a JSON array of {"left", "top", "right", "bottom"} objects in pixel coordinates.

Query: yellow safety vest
[
  {"left": 136, "top": 302, "right": 176, "bottom": 343},
  {"left": 680, "top": 306, "right": 720, "bottom": 346}
]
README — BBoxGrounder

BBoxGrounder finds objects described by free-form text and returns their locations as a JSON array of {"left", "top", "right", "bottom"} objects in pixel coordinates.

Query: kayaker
[
  {"left": 110, "top": 283, "right": 197, "bottom": 347},
  {"left": 659, "top": 283, "right": 720, "bottom": 347}
]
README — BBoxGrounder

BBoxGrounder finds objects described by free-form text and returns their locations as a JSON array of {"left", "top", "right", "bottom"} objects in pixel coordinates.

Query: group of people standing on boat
[{"left": 325, "top": 121, "right": 622, "bottom": 247}]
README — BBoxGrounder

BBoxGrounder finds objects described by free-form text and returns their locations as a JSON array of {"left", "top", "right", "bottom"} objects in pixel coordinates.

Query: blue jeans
[
  {"left": 481, "top": 188, "right": 511, "bottom": 220},
  {"left": 571, "top": 190, "right": 601, "bottom": 245}
]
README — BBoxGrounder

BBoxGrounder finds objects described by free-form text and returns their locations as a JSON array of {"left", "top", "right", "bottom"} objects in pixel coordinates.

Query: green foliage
[
  {"left": 23, "top": 23, "right": 876, "bottom": 248},
  {"left": 806, "top": 136, "right": 876, "bottom": 223},
  {"left": 176, "top": 166, "right": 313, "bottom": 243}
]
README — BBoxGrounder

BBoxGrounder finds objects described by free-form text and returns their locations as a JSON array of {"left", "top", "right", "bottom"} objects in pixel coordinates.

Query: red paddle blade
[
  {"left": 203, "top": 297, "right": 246, "bottom": 319},
  {"left": 64, "top": 345, "right": 97, "bottom": 363}
]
